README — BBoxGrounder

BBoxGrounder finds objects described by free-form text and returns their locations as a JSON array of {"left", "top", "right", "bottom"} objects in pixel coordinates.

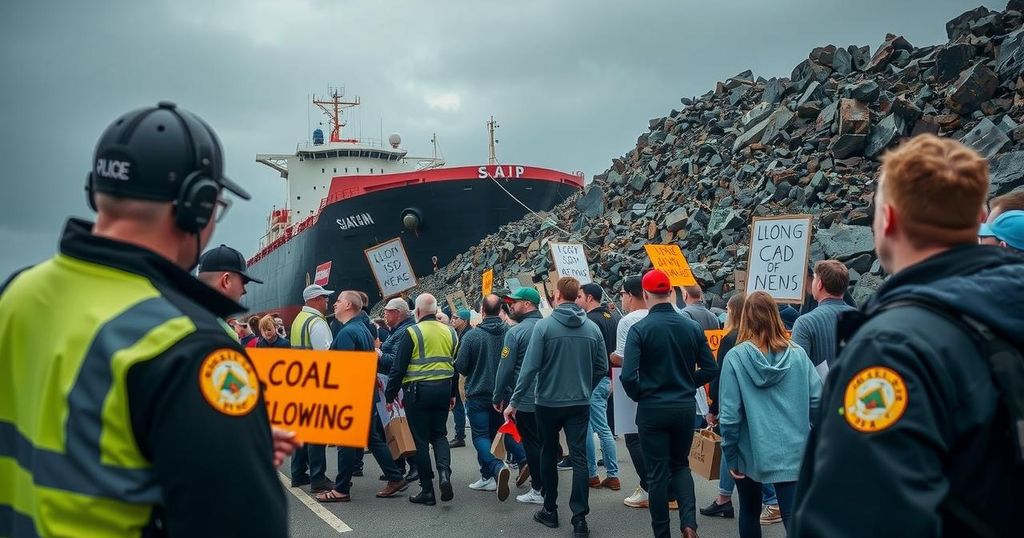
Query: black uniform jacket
[{"left": 792, "top": 245, "right": 1024, "bottom": 538}]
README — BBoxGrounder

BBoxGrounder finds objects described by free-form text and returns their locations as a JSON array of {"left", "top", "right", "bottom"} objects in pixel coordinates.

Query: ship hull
[{"left": 243, "top": 174, "right": 579, "bottom": 318}]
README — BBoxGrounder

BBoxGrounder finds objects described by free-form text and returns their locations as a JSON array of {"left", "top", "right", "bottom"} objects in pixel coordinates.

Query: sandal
[{"left": 314, "top": 489, "right": 351, "bottom": 503}]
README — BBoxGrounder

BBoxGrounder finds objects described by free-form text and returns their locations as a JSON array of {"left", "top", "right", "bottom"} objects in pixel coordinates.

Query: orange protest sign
[
  {"left": 247, "top": 349, "right": 378, "bottom": 447},
  {"left": 482, "top": 268, "right": 494, "bottom": 297},
  {"left": 703, "top": 329, "right": 729, "bottom": 359},
  {"left": 644, "top": 244, "right": 698, "bottom": 287}
]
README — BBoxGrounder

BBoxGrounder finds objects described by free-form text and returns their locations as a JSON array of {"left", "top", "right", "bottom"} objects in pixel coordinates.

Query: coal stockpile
[{"left": 386, "top": 2, "right": 1024, "bottom": 311}]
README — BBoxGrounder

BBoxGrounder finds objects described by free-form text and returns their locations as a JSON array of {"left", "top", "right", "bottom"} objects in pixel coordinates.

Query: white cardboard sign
[
  {"left": 612, "top": 368, "right": 638, "bottom": 435},
  {"left": 745, "top": 215, "right": 813, "bottom": 304},
  {"left": 365, "top": 237, "right": 417, "bottom": 298},
  {"left": 549, "top": 242, "right": 592, "bottom": 284}
]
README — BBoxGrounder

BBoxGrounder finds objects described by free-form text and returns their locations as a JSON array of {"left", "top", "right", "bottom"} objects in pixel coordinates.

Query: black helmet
[{"left": 89, "top": 101, "right": 249, "bottom": 202}]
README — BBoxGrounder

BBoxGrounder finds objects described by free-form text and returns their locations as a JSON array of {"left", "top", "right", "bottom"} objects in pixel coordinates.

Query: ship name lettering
[
  {"left": 336, "top": 212, "right": 375, "bottom": 231},
  {"left": 478, "top": 166, "right": 525, "bottom": 179}
]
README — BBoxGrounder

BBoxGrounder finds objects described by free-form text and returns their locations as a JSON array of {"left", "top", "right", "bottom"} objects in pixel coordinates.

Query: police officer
[
  {"left": 197, "top": 243, "right": 262, "bottom": 303},
  {"left": 792, "top": 135, "right": 1024, "bottom": 537},
  {"left": 385, "top": 293, "right": 459, "bottom": 506},
  {"left": 0, "top": 102, "right": 291, "bottom": 536}
]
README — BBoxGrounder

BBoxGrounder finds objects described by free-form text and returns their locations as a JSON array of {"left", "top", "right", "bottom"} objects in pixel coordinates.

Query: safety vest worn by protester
[
  {"left": 403, "top": 319, "right": 458, "bottom": 383},
  {"left": 0, "top": 255, "right": 190, "bottom": 536},
  {"left": 291, "top": 309, "right": 326, "bottom": 350}
]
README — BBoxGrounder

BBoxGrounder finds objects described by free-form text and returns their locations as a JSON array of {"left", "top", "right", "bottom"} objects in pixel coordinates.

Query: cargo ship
[{"left": 244, "top": 89, "right": 584, "bottom": 321}]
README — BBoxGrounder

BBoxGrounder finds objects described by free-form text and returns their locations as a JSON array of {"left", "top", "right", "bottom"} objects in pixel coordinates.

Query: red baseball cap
[{"left": 642, "top": 269, "right": 672, "bottom": 294}]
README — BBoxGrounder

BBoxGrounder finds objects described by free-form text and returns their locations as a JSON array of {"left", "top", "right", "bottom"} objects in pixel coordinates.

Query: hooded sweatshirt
[
  {"left": 510, "top": 302, "right": 607, "bottom": 408},
  {"left": 454, "top": 316, "right": 508, "bottom": 399},
  {"left": 719, "top": 341, "right": 821, "bottom": 484},
  {"left": 493, "top": 310, "right": 543, "bottom": 412}
]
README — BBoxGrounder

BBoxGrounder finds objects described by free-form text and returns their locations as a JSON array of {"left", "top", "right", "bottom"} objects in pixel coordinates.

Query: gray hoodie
[
  {"left": 454, "top": 316, "right": 507, "bottom": 399},
  {"left": 493, "top": 310, "right": 543, "bottom": 411},
  {"left": 510, "top": 302, "right": 608, "bottom": 408}
]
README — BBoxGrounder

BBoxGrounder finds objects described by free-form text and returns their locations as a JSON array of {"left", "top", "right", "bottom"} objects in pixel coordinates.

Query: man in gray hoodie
[{"left": 505, "top": 277, "right": 608, "bottom": 538}]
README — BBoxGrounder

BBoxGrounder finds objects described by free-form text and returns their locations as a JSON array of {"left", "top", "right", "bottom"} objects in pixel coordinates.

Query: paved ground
[{"left": 281, "top": 423, "right": 787, "bottom": 537}]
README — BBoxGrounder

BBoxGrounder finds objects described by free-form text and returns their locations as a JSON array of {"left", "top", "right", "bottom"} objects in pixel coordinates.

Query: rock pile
[{"left": 388, "top": 3, "right": 1024, "bottom": 311}]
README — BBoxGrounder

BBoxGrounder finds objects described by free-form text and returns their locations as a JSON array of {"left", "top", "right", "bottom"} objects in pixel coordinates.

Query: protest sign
[
  {"left": 644, "top": 244, "right": 697, "bottom": 287},
  {"left": 549, "top": 242, "right": 592, "bottom": 284},
  {"left": 745, "top": 215, "right": 812, "bottom": 303},
  {"left": 364, "top": 238, "right": 417, "bottom": 297},
  {"left": 611, "top": 367, "right": 638, "bottom": 435},
  {"left": 248, "top": 349, "right": 377, "bottom": 447},
  {"left": 733, "top": 270, "right": 747, "bottom": 293},
  {"left": 481, "top": 269, "right": 494, "bottom": 297},
  {"left": 446, "top": 290, "right": 469, "bottom": 313},
  {"left": 704, "top": 329, "right": 729, "bottom": 359},
  {"left": 505, "top": 278, "right": 523, "bottom": 292}
]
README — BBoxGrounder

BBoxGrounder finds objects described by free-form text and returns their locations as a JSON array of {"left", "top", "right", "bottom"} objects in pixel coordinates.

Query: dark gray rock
[
  {"left": 816, "top": 224, "right": 875, "bottom": 259},
  {"left": 961, "top": 118, "right": 1012, "bottom": 158},
  {"left": 762, "top": 78, "right": 786, "bottom": 104},
  {"left": 729, "top": 85, "right": 750, "bottom": 106},
  {"left": 733, "top": 114, "right": 773, "bottom": 152},
  {"left": 865, "top": 114, "right": 906, "bottom": 158},
  {"left": 831, "top": 134, "right": 868, "bottom": 159},
  {"left": 852, "top": 273, "right": 884, "bottom": 307},
  {"left": 762, "top": 108, "right": 797, "bottom": 145},
  {"left": 628, "top": 173, "right": 649, "bottom": 192},
  {"left": 575, "top": 185, "right": 605, "bottom": 218},
  {"left": 664, "top": 207, "right": 689, "bottom": 232},
  {"left": 816, "top": 100, "right": 840, "bottom": 131},
  {"left": 742, "top": 102, "right": 775, "bottom": 128},
  {"left": 946, "top": 6, "right": 991, "bottom": 40},
  {"left": 707, "top": 208, "right": 745, "bottom": 240},
  {"left": 791, "top": 59, "right": 831, "bottom": 84},
  {"left": 810, "top": 45, "right": 837, "bottom": 67},
  {"left": 849, "top": 45, "right": 871, "bottom": 72},
  {"left": 988, "top": 151, "right": 1024, "bottom": 196},
  {"left": 996, "top": 28, "right": 1024, "bottom": 80},
  {"left": 798, "top": 81, "right": 825, "bottom": 107},
  {"left": 844, "top": 80, "right": 881, "bottom": 102},
  {"left": 832, "top": 46, "right": 853, "bottom": 76},
  {"left": 936, "top": 43, "right": 974, "bottom": 83},
  {"left": 868, "top": 34, "right": 913, "bottom": 73},
  {"left": 844, "top": 253, "right": 874, "bottom": 274},
  {"left": 946, "top": 63, "right": 999, "bottom": 114}
]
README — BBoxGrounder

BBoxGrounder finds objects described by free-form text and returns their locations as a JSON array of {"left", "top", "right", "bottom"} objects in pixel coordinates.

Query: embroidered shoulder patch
[
  {"left": 199, "top": 348, "right": 261, "bottom": 416},
  {"left": 603, "top": 312, "right": 612, "bottom": 319},
  {"left": 841, "top": 366, "right": 907, "bottom": 433},
  {"left": 501, "top": 346, "right": 510, "bottom": 359}
]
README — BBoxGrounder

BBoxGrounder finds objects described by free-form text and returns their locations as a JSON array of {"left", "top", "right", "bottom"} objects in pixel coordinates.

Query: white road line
[{"left": 278, "top": 472, "right": 353, "bottom": 533}]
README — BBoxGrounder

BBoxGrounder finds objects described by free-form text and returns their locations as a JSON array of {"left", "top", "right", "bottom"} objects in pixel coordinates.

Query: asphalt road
[{"left": 281, "top": 422, "right": 787, "bottom": 538}]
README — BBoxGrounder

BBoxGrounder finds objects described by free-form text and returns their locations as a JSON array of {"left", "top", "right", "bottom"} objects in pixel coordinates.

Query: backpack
[{"left": 839, "top": 296, "right": 1024, "bottom": 538}]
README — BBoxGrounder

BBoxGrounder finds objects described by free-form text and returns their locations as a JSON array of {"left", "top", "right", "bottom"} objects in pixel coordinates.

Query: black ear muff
[
  {"left": 85, "top": 172, "right": 98, "bottom": 212},
  {"left": 175, "top": 172, "right": 219, "bottom": 233}
]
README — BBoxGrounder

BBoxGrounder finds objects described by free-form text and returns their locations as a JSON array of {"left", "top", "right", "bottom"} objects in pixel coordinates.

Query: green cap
[{"left": 504, "top": 286, "right": 541, "bottom": 305}]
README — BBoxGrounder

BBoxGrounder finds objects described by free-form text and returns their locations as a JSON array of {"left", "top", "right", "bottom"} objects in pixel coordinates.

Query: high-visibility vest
[
  {"left": 0, "top": 254, "right": 197, "bottom": 537},
  {"left": 290, "top": 309, "right": 325, "bottom": 350},
  {"left": 403, "top": 319, "right": 458, "bottom": 384}
]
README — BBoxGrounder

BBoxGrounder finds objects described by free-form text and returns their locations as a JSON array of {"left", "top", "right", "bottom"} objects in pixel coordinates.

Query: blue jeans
[
  {"left": 718, "top": 457, "right": 777, "bottom": 504},
  {"left": 586, "top": 377, "right": 618, "bottom": 478},
  {"left": 452, "top": 385, "right": 467, "bottom": 440},
  {"left": 466, "top": 398, "right": 525, "bottom": 479},
  {"left": 291, "top": 444, "right": 327, "bottom": 484}
]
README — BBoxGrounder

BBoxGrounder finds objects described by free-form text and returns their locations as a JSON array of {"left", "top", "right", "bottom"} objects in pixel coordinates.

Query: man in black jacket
[
  {"left": 622, "top": 269, "right": 719, "bottom": 538},
  {"left": 576, "top": 283, "right": 620, "bottom": 490},
  {"left": 793, "top": 134, "right": 1024, "bottom": 537}
]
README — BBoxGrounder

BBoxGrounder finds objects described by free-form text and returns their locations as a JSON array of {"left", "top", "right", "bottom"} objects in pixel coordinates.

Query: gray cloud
[{"left": 0, "top": 0, "right": 1002, "bottom": 277}]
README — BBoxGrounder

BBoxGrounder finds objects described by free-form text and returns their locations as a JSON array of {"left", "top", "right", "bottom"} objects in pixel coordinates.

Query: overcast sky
[{"left": 0, "top": 0, "right": 1002, "bottom": 278}]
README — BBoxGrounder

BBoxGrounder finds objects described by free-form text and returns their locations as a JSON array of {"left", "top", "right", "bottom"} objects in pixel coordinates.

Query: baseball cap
[
  {"left": 383, "top": 298, "right": 410, "bottom": 313},
  {"left": 642, "top": 269, "right": 672, "bottom": 294},
  {"left": 456, "top": 309, "right": 473, "bottom": 322},
  {"left": 988, "top": 210, "right": 1024, "bottom": 249},
  {"left": 91, "top": 101, "right": 249, "bottom": 202},
  {"left": 621, "top": 275, "right": 643, "bottom": 297},
  {"left": 580, "top": 283, "right": 604, "bottom": 301},
  {"left": 503, "top": 286, "right": 541, "bottom": 305},
  {"left": 978, "top": 222, "right": 998, "bottom": 238},
  {"left": 302, "top": 284, "right": 334, "bottom": 302},
  {"left": 197, "top": 244, "right": 262, "bottom": 283}
]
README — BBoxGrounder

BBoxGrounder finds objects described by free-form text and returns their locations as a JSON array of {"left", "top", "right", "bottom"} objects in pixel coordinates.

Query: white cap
[
  {"left": 302, "top": 284, "right": 334, "bottom": 302},
  {"left": 383, "top": 297, "right": 410, "bottom": 313}
]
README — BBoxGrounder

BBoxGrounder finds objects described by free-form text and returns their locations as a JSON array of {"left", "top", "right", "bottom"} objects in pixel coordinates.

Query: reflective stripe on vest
[
  {"left": 403, "top": 320, "right": 457, "bottom": 383},
  {"left": 290, "top": 310, "right": 324, "bottom": 350},
  {"left": 0, "top": 254, "right": 197, "bottom": 538}
]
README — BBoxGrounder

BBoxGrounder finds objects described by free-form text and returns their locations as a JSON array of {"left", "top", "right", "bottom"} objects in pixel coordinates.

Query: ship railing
[
  {"left": 247, "top": 214, "right": 319, "bottom": 266},
  {"left": 296, "top": 137, "right": 387, "bottom": 151}
]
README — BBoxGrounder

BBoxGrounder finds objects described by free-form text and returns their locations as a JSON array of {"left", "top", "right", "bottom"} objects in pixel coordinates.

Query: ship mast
[
  {"left": 487, "top": 116, "right": 499, "bottom": 165},
  {"left": 313, "top": 88, "right": 360, "bottom": 143}
]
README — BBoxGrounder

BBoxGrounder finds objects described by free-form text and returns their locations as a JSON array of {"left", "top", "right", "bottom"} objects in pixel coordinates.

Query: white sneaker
[
  {"left": 623, "top": 486, "right": 649, "bottom": 508},
  {"left": 468, "top": 477, "right": 497, "bottom": 491},
  {"left": 516, "top": 489, "right": 545, "bottom": 504}
]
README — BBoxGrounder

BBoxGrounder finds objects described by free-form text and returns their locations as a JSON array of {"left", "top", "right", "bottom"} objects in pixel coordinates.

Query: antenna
[
  {"left": 312, "top": 87, "right": 360, "bottom": 143},
  {"left": 487, "top": 116, "right": 500, "bottom": 165}
]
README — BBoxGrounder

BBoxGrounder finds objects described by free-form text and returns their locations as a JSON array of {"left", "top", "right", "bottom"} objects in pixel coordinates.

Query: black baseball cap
[
  {"left": 197, "top": 245, "right": 262, "bottom": 283},
  {"left": 91, "top": 101, "right": 250, "bottom": 202},
  {"left": 580, "top": 283, "right": 603, "bottom": 301}
]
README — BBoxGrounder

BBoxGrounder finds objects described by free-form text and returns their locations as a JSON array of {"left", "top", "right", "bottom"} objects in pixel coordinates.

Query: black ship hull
[{"left": 243, "top": 176, "right": 580, "bottom": 317}]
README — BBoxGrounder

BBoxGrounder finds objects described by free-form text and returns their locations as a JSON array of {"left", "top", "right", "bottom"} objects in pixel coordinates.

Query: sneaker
[
  {"left": 448, "top": 437, "right": 466, "bottom": 448},
  {"left": 760, "top": 504, "right": 782, "bottom": 525},
  {"left": 468, "top": 477, "right": 497, "bottom": 491},
  {"left": 533, "top": 508, "right": 559, "bottom": 529},
  {"left": 699, "top": 499, "right": 735, "bottom": 518},
  {"left": 517, "top": 488, "right": 545, "bottom": 504},
  {"left": 557, "top": 457, "right": 572, "bottom": 471},
  {"left": 496, "top": 465, "right": 511, "bottom": 502},
  {"left": 623, "top": 486, "right": 649, "bottom": 508}
]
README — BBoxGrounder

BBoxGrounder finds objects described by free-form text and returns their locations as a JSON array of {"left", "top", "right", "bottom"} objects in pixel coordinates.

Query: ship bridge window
[
  {"left": 345, "top": 167, "right": 348, "bottom": 173},
  {"left": 333, "top": 168, "right": 337, "bottom": 173},
  {"left": 321, "top": 168, "right": 325, "bottom": 173},
  {"left": 370, "top": 168, "right": 374, "bottom": 173}
]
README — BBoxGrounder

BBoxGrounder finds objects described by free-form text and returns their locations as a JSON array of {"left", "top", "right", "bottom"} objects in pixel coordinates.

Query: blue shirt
[{"left": 331, "top": 318, "right": 375, "bottom": 352}]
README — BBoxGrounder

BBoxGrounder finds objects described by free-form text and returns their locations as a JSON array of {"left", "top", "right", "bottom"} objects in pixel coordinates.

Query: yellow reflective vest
[
  {"left": 403, "top": 319, "right": 458, "bottom": 383},
  {"left": 290, "top": 309, "right": 326, "bottom": 350}
]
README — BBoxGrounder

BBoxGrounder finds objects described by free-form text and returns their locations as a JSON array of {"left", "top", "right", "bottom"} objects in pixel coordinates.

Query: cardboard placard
[
  {"left": 549, "top": 242, "right": 593, "bottom": 284},
  {"left": 482, "top": 269, "right": 494, "bottom": 297},
  {"left": 745, "top": 215, "right": 813, "bottom": 304},
  {"left": 733, "top": 270, "right": 747, "bottom": 293},
  {"left": 644, "top": 244, "right": 698, "bottom": 287},
  {"left": 534, "top": 283, "right": 554, "bottom": 317},
  {"left": 248, "top": 349, "right": 377, "bottom": 447},
  {"left": 704, "top": 329, "right": 729, "bottom": 359},
  {"left": 689, "top": 428, "right": 722, "bottom": 480},
  {"left": 365, "top": 238, "right": 417, "bottom": 298},
  {"left": 612, "top": 367, "right": 638, "bottom": 435},
  {"left": 446, "top": 291, "right": 470, "bottom": 314}
]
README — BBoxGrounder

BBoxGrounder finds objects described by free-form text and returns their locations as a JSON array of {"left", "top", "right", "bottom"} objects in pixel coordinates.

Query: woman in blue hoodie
[{"left": 719, "top": 291, "right": 821, "bottom": 537}]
